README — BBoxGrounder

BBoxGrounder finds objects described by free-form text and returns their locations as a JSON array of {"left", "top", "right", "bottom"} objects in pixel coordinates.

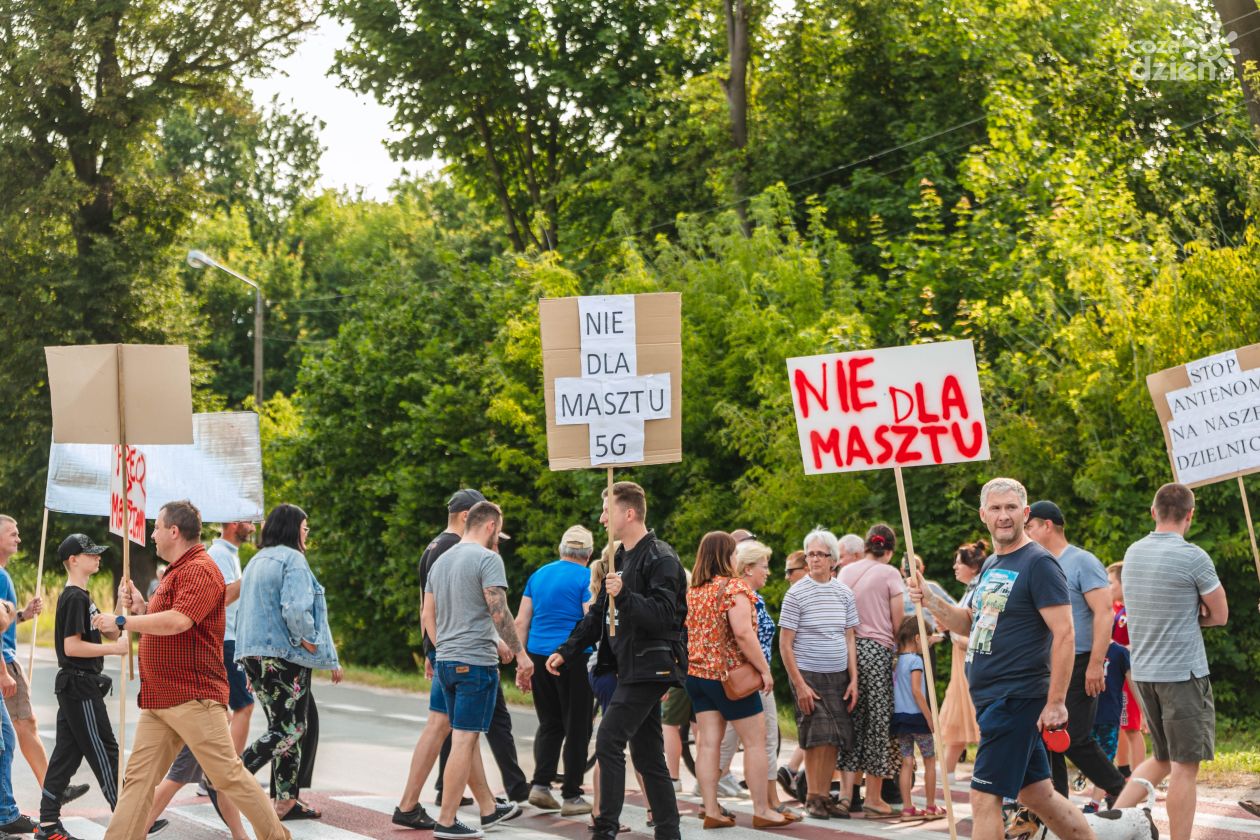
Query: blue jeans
[{"left": 0, "top": 695, "right": 18, "bottom": 823}]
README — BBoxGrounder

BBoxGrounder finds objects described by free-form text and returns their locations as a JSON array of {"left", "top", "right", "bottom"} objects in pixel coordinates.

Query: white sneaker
[
  {"left": 672, "top": 779, "right": 683, "bottom": 794},
  {"left": 717, "top": 775, "right": 747, "bottom": 798}
]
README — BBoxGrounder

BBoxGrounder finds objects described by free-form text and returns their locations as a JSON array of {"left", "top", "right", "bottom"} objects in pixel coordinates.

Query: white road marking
[
  {"left": 385, "top": 713, "right": 428, "bottom": 723},
  {"left": 61, "top": 817, "right": 107, "bottom": 839},
  {"left": 322, "top": 703, "right": 374, "bottom": 714}
]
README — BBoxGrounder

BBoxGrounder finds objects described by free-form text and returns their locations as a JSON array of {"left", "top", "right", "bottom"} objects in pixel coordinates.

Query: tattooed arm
[{"left": 484, "top": 587, "right": 535, "bottom": 690}]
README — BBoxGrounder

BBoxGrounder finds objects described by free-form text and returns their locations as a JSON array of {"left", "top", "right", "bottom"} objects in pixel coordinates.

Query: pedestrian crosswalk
[{"left": 55, "top": 787, "right": 1260, "bottom": 839}]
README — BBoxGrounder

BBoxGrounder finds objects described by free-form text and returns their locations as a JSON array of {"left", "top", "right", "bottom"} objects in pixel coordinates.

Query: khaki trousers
[{"left": 103, "top": 699, "right": 290, "bottom": 840}]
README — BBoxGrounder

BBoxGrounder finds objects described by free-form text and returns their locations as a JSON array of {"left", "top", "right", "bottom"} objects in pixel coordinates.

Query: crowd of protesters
[{"left": 0, "top": 472, "right": 1234, "bottom": 840}]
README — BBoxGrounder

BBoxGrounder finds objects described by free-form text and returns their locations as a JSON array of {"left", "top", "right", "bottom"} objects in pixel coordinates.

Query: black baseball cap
[
  {"left": 1028, "top": 500, "right": 1065, "bottom": 527},
  {"left": 447, "top": 488, "right": 487, "bottom": 513},
  {"left": 58, "top": 534, "right": 109, "bottom": 563}
]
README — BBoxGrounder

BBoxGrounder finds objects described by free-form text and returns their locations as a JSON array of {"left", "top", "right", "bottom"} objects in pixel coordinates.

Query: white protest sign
[
  {"left": 552, "top": 295, "right": 670, "bottom": 465},
  {"left": 786, "top": 340, "right": 990, "bottom": 475},
  {"left": 1147, "top": 346, "right": 1260, "bottom": 487},
  {"left": 109, "top": 445, "right": 147, "bottom": 546}
]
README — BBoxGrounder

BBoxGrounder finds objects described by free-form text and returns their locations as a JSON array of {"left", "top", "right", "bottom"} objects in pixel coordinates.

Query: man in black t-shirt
[
  {"left": 38, "top": 535, "right": 129, "bottom": 840},
  {"left": 394, "top": 490, "right": 529, "bottom": 828}
]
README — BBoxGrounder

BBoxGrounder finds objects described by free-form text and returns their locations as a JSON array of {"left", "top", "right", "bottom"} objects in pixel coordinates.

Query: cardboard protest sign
[
  {"left": 110, "top": 446, "right": 147, "bottom": 546},
  {"left": 45, "top": 345, "right": 194, "bottom": 445},
  {"left": 1146, "top": 344, "right": 1260, "bottom": 488},
  {"left": 786, "top": 339, "right": 990, "bottom": 475},
  {"left": 540, "top": 293, "right": 682, "bottom": 470},
  {"left": 49, "top": 412, "right": 265, "bottom": 523}
]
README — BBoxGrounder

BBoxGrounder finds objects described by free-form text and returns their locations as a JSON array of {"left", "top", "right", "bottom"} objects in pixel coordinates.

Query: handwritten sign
[
  {"left": 541, "top": 293, "right": 682, "bottom": 470},
  {"left": 786, "top": 340, "right": 990, "bottom": 475},
  {"left": 109, "top": 445, "right": 147, "bottom": 546},
  {"left": 1147, "top": 344, "right": 1260, "bottom": 487}
]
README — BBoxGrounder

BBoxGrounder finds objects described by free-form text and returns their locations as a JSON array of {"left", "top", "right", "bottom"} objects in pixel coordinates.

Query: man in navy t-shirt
[
  {"left": 911, "top": 478, "right": 1091, "bottom": 840},
  {"left": 517, "top": 526, "right": 596, "bottom": 814}
]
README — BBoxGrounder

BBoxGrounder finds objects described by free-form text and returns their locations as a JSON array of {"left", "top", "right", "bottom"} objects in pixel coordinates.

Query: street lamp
[{"left": 187, "top": 249, "right": 264, "bottom": 407}]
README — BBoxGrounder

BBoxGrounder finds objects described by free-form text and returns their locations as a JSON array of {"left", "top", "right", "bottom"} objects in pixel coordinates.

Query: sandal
[
  {"left": 280, "top": 801, "right": 322, "bottom": 821},
  {"left": 1241, "top": 801, "right": 1260, "bottom": 820},
  {"left": 698, "top": 806, "right": 735, "bottom": 820},
  {"left": 923, "top": 806, "right": 945, "bottom": 818},
  {"left": 901, "top": 806, "right": 925, "bottom": 820},
  {"left": 824, "top": 797, "right": 851, "bottom": 819},
  {"left": 774, "top": 805, "right": 803, "bottom": 822},
  {"left": 805, "top": 795, "right": 832, "bottom": 820},
  {"left": 864, "top": 804, "right": 900, "bottom": 820}
]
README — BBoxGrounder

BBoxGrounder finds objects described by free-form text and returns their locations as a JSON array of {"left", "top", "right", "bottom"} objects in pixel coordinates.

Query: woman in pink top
[{"left": 836, "top": 524, "right": 905, "bottom": 819}]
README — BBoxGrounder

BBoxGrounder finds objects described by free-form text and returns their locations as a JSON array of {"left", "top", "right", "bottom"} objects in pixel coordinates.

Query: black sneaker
[
  {"left": 434, "top": 820, "right": 484, "bottom": 839},
  {"left": 394, "top": 805, "right": 437, "bottom": 830},
  {"left": 35, "top": 825, "right": 83, "bottom": 840},
  {"left": 61, "top": 784, "right": 90, "bottom": 805},
  {"left": 481, "top": 801, "right": 521, "bottom": 829},
  {"left": 1, "top": 815, "right": 37, "bottom": 834},
  {"left": 435, "top": 790, "right": 475, "bottom": 807},
  {"left": 148, "top": 819, "right": 169, "bottom": 835}
]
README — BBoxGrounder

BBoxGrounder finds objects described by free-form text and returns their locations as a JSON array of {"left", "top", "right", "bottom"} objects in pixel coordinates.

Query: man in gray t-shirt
[
  {"left": 419, "top": 501, "right": 534, "bottom": 839},
  {"left": 1113, "top": 483, "right": 1228, "bottom": 840},
  {"left": 428, "top": 542, "right": 509, "bottom": 666},
  {"left": 1026, "top": 500, "right": 1126, "bottom": 803}
]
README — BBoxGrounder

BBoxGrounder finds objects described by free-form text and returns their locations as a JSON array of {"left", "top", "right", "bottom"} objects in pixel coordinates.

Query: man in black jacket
[{"left": 547, "top": 481, "right": 687, "bottom": 840}]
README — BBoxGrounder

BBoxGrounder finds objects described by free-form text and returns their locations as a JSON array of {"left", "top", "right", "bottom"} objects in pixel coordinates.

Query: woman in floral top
[{"left": 685, "top": 532, "right": 791, "bottom": 830}]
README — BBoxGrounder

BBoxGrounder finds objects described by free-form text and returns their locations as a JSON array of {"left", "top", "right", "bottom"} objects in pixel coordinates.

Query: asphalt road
[{"left": 11, "top": 649, "right": 1260, "bottom": 840}]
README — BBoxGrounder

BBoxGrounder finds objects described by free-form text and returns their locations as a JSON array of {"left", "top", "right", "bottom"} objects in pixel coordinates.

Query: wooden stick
[
  {"left": 1239, "top": 477, "right": 1260, "bottom": 586},
  {"left": 27, "top": 507, "right": 49, "bottom": 678},
  {"left": 894, "top": 466, "right": 957, "bottom": 840},
  {"left": 116, "top": 347, "right": 130, "bottom": 795},
  {"left": 606, "top": 466, "right": 616, "bottom": 637}
]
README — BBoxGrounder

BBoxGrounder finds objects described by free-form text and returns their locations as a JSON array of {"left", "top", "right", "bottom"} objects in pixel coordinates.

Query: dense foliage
[{"left": 0, "top": 0, "right": 1258, "bottom": 717}]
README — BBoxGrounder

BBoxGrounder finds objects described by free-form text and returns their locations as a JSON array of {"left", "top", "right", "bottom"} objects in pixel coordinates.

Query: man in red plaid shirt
[{"left": 94, "top": 500, "right": 290, "bottom": 840}]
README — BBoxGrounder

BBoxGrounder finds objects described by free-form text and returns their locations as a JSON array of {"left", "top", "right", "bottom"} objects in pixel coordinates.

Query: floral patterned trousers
[{"left": 241, "top": 657, "right": 312, "bottom": 801}]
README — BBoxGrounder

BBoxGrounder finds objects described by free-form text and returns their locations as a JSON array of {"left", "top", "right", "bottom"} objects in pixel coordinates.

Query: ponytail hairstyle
[
  {"left": 955, "top": 539, "right": 989, "bottom": 571},
  {"left": 865, "top": 523, "right": 897, "bottom": 557}
]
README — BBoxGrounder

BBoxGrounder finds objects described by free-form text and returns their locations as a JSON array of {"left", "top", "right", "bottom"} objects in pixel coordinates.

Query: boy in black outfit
[{"left": 36, "top": 535, "right": 128, "bottom": 840}]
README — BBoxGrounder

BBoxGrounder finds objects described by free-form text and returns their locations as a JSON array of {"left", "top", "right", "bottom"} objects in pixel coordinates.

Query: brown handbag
[{"left": 715, "top": 577, "right": 763, "bottom": 701}]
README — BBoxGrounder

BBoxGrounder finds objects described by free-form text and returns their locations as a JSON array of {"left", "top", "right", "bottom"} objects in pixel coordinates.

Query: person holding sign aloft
[
  {"left": 549, "top": 482, "right": 687, "bottom": 840},
  {"left": 908, "top": 478, "right": 1093, "bottom": 840}
]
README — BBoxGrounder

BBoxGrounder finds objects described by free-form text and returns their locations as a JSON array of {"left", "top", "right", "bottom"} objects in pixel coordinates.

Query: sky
[{"left": 245, "top": 16, "right": 434, "bottom": 201}]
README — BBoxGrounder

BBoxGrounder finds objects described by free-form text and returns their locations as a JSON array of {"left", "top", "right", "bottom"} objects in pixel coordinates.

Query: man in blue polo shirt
[{"left": 911, "top": 478, "right": 1091, "bottom": 840}]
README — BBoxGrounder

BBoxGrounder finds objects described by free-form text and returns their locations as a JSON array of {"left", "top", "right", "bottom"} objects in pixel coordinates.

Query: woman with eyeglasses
[
  {"left": 836, "top": 523, "right": 906, "bottom": 819},
  {"left": 234, "top": 504, "right": 342, "bottom": 821},
  {"left": 778, "top": 529, "right": 859, "bottom": 820}
]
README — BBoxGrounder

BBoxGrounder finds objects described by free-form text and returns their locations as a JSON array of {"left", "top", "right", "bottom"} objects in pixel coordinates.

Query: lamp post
[{"left": 187, "top": 249, "right": 264, "bottom": 407}]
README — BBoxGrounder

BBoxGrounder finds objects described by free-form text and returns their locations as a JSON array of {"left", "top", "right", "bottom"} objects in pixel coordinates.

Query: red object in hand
[{"left": 1042, "top": 727, "right": 1071, "bottom": 753}]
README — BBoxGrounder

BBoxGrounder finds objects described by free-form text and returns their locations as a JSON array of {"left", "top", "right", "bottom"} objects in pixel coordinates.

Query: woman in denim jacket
[{"left": 235, "top": 503, "right": 342, "bottom": 821}]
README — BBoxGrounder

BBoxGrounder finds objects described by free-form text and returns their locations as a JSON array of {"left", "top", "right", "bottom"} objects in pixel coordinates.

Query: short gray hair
[
  {"left": 803, "top": 528, "right": 840, "bottom": 559},
  {"left": 560, "top": 544, "right": 593, "bottom": 561},
  {"left": 980, "top": 477, "right": 1028, "bottom": 508},
  {"left": 838, "top": 533, "right": 864, "bottom": 556}
]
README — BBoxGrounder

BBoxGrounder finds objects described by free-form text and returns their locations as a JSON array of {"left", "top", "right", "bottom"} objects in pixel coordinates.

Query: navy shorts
[
  {"left": 971, "top": 696, "right": 1051, "bottom": 800},
  {"left": 223, "top": 640, "right": 254, "bottom": 711},
  {"left": 436, "top": 661, "right": 499, "bottom": 733},
  {"left": 590, "top": 671, "right": 618, "bottom": 714},
  {"left": 685, "top": 675, "right": 762, "bottom": 721},
  {"left": 427, "top": 651, "right": 449, "bottom": 716}
]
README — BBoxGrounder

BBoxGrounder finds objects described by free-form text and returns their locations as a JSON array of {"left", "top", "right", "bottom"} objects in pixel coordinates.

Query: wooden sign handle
[
  {"left": 606, "top": 466, "right": 616, "bottom": 637},
  {"left": 115, "top": 346, "right": 130, "bottom": 795},
  {"left": 27, "top": 508, "right": 49, "bottom": 678},
  {"left": 894, "top": 466, "right": 958, "bottom": 840},
  {"left": 1239, "top": 477, "right": 1260, "bottom": 586}
]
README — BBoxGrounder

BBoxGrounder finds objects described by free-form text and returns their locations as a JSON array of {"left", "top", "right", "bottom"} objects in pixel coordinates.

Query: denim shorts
[
  {"left": 223, "top": 640, "right": 254, "bottom": 711},
  {"left": 685, "top": 675, "right": 762, "bottom": 721},
  {"left": 971, "top": 696, "right": 1051, "bottom": 800},
  {"left": 427, "top": 652, "right": 448, "bottom": 716},
  {"left": 436, "top": 661, "right": 499, "bottom": 732}
]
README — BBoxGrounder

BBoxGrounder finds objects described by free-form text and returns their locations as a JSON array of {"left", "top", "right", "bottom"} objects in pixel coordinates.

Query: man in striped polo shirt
[{"left": 1113, "top": 483, "right": 1228, "bottom": 840}]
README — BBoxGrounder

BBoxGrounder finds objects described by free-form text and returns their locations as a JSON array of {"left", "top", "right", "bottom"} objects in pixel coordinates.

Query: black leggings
[{"left": 241, "top": 657, "right": 312, "bottom": 801}]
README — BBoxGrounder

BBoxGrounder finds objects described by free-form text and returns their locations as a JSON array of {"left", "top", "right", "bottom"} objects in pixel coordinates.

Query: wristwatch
[{"left": 115, "top": 615, "right": 127, "bottom": 630}]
